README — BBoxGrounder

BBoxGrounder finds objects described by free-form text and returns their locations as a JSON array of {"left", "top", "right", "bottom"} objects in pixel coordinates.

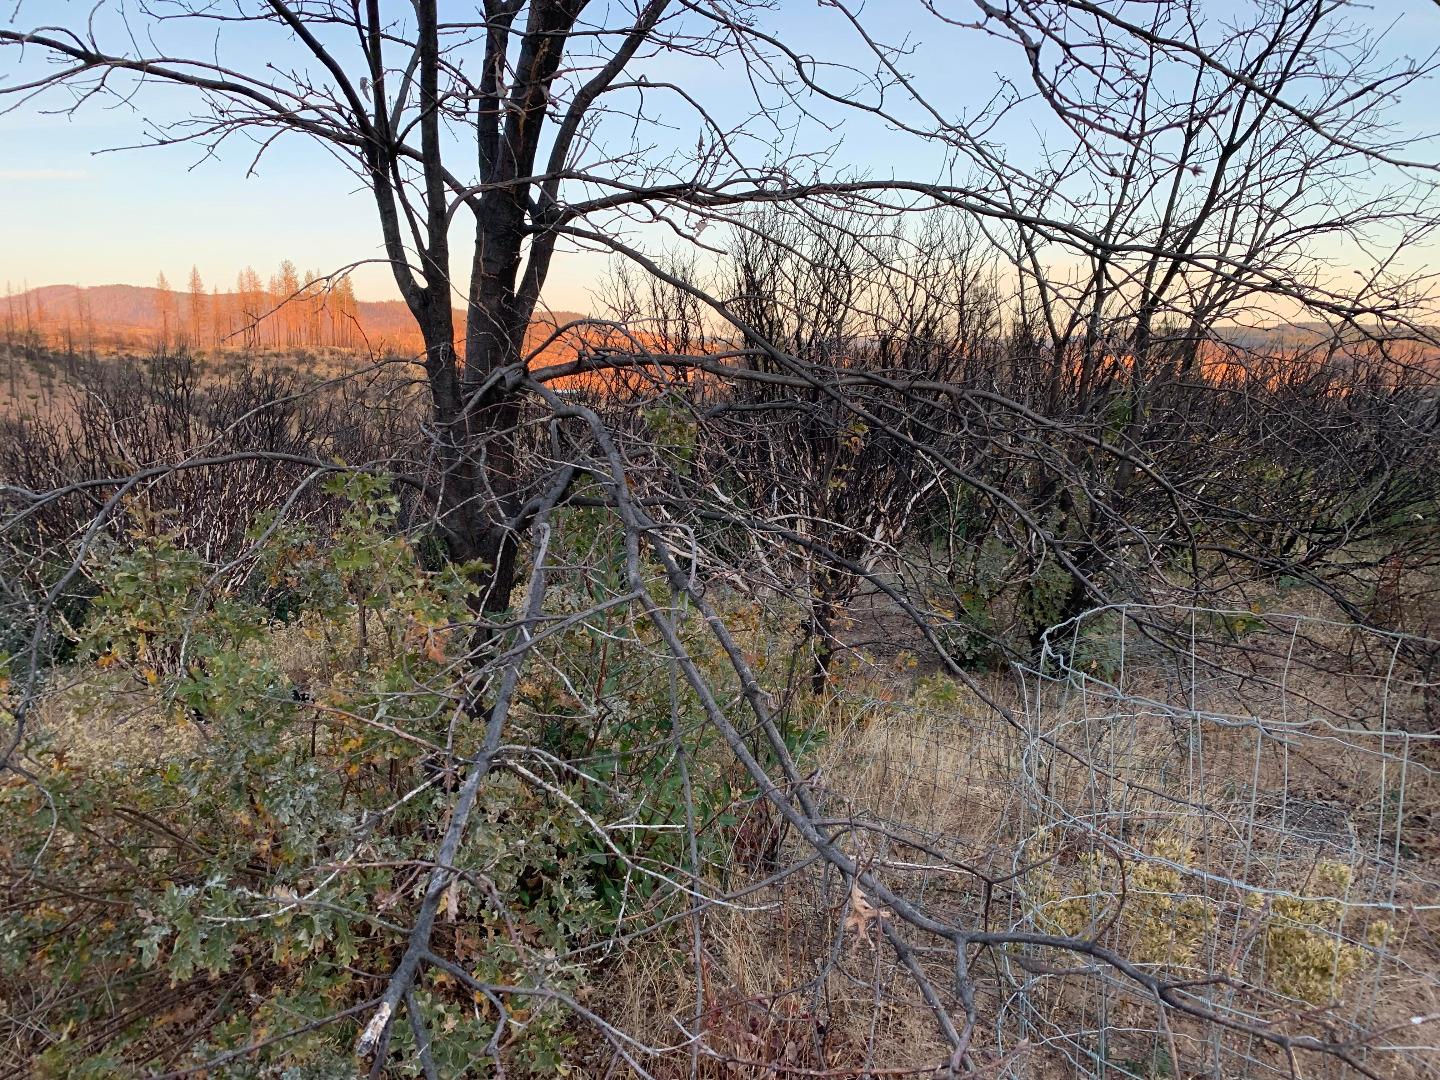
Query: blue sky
[{"left": 3, "top": 1, "right": 1438, "bottom": 312}]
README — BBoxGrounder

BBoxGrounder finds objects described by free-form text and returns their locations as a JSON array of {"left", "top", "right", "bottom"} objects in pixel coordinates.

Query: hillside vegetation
[{"left": 4, "top": 1, "right": 1440, "bottom": 1078}]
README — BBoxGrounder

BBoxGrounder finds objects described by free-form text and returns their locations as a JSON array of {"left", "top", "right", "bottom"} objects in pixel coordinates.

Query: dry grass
[
  {"left": 18, "top": 589, "right": 1440, "bottom": 1078},
  {"left": 28, "top": 668, "right": 200, "bottom": 769},
  {"left": 24, "top": 608, "right": 366, "bottom": 774},
  {"left": 596, "top": 609, "right": 1440, "bottom": 1079}
]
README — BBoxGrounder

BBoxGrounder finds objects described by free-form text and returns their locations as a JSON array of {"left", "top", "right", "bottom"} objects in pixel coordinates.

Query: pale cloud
[{"left": 0, "top": 168, "right": 87, "bottom": 181}]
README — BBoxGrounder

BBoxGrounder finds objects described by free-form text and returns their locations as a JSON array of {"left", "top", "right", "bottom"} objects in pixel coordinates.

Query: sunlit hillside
[{"left": 3, "top": 280, "right": 586, "bottom": 358}]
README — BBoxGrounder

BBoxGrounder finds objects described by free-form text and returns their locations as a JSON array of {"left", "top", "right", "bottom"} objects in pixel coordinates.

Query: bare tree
[
  {"left": 4, "top": 1, "right": 1440, "bottom": 1077},
  {"left": 602, "top": 207, "right": 1006, "bottom": 691}
]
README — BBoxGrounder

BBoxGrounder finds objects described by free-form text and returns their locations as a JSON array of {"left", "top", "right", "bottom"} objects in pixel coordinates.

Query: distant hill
[
  {"left": 1, "top": 282, "right": 588, "bottom": 356},
  {"left": 1215, "top": 321, "right": 1440, "bottom": 350}
]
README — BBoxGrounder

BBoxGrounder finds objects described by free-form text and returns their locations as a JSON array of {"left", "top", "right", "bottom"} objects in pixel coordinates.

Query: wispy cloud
[{"left": 0, "top": 168, "right": 87, "bottom": 181}]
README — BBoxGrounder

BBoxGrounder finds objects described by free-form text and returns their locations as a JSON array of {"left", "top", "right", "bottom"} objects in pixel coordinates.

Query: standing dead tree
[
  {"left": 603, "top": 208, "right": 1007, "bottom": 692},
  {"left": 4, "top": 1, "right": 1440, "bottom": 1076},
  {"left": 954, "top": 0, "right": 1440, "bottom": 637}
]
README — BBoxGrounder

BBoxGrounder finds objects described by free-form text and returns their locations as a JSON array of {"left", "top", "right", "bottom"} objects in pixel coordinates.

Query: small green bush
[
  {"left": 1022, "top": 836, "right": 1388, "bottom": 1006},
  {"left": 0, "top": 480, "right": 783, "bottom": 1075}
]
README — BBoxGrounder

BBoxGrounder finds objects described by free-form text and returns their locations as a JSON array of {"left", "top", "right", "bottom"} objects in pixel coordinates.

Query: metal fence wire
[{"left": 808, "top": 603, "right": 1440, "bottom": 1080}]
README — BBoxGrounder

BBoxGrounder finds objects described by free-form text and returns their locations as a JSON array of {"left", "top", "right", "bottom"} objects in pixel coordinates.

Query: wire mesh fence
[{"left": 798, "top": 603, "right": 1440, "bottom": 1079}]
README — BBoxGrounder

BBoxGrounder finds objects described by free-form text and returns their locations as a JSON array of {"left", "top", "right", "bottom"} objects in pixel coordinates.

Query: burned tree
[{"left": 3, "top": 1, "right": 1440, "bottom": 1077}]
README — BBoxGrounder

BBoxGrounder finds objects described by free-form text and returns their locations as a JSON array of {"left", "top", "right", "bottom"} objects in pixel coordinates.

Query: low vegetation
[
  {"left": 4, "top": 1, "right": 1440, "bottom": 1076},
  {"left": 2, "top": 338, "right": 1438, "bottom": 1077}
]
